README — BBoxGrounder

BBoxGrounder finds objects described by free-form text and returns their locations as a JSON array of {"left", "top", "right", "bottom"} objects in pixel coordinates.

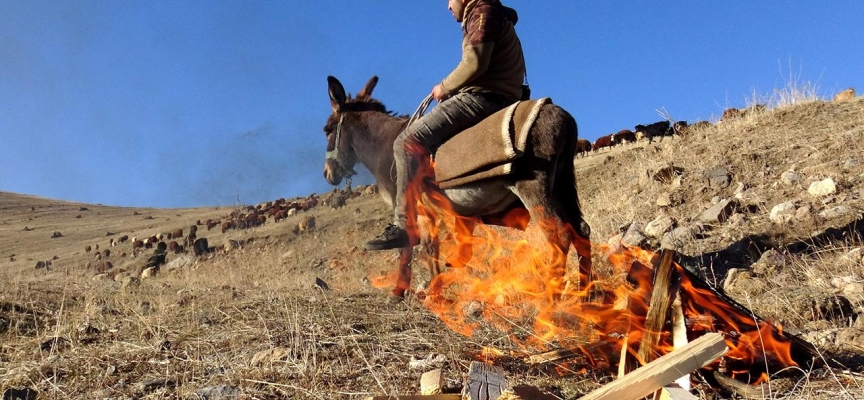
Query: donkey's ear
[
  {"left": 356, "top": 76, "right": 379, "bottom": 100},
  {"left": 327, "top": 76, "right": 347, "bottom": 113}
]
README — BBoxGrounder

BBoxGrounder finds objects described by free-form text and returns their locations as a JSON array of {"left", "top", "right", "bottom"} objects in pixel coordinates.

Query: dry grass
[{"left": 2, "top": 86, "right": 864, "bottom": 398}]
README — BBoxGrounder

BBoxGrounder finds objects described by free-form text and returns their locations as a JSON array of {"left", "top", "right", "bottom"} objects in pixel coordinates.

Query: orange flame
[{"left": 389, "top": 141, "right": 797, "bottom": 382}]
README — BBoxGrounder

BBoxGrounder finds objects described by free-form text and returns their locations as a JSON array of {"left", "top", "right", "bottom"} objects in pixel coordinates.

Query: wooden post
[
  {"left": 463, "top": 361, "right": 508, "bottom": 400},
  {"left": 638, "top": 249, "right": 679, "bottom": 365},
  {"left": 579, "top": 333, "right": 728, "bottom": 400}
]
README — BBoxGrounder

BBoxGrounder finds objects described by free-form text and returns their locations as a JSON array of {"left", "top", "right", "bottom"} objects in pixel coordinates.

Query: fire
[{"left": 379, "top": 141, "right": 797, "bottom": 383}]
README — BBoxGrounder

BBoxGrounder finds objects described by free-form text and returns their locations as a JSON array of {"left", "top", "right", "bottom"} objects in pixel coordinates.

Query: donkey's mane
[{"left": 343, "top": 95, "right": 407, "bottom": 118}]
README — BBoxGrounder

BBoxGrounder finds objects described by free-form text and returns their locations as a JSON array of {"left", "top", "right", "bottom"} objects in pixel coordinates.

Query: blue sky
[{"left": 1, "top": 1, "right": 862, "bottom": 208}]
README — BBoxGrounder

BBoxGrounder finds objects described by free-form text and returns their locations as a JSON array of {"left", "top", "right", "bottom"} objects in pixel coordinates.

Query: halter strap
[{"left": 325, "top": 114, "right": 357, "bottom": 177}]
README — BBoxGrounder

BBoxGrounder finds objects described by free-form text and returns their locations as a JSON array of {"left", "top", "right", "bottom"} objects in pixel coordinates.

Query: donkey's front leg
[{"left": 392, "top": 246, "right": 413, "bottom": 298}]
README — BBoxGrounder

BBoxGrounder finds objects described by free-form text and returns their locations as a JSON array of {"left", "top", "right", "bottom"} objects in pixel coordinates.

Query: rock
[
  {"left": 699, "top": 198, "right": 738, "bottom": 224},
  {"left": 660, "top": 227, "right": 695, "bottom": 250},
  {"left": 794, "top": 204, "right": 813, "bottom": 222},
  {"left": 841, "top": 248, "right": 863, "bottom": 265},
  {"left": 769, "top": 201, "right": 796, "bottom": 224},
  {"left": 802, "top": 329, "right": 840, "bottom": 348},
  {"left": 722, "top": 268, "right": 751, "bottom": 293},
  {"left": 250, "top": 347, "right": 290, "bottom": 367},
  {"left": 727, "top": 213, "right": 747, "bottom": 229},
  {"left": 194, "top": 384, "right": 241, "bottom": 400},
  {"left": 836, "top": 329, "right": 864, "bottom": 350},
  {"left": 621, "top": 222, "right": 646, "bottom": 248},
  {"left": 163, "top": 255, "right": 194, "bottom": 272},
  {"left": 808, "top": 178, "right": 837, "bottom": 197},
  {"left": 112, "top": 271, "right": 130, "bottom": 282},
  {"left": 844, "top": 158, "right": 860, "bottom": 170},
  {"left": 644, "top": 215, "right": 674, "bottom": 238},
  {"left": 819, "top": 205, "right": 854, "bottom": 220},
  {"left": 752, "top": 249, "right": 788, "bottom": 275},
  {"left": 122, "top": 276, "right": 141, "bottom": 288},
  {"left": 704, "top": 167, "right": 731, "bottom": 188},
  {"left": 780, "top": 170, "right": 800, "bottom": 186}
]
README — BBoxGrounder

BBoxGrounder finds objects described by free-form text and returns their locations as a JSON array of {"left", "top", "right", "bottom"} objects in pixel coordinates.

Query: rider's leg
[{"left": 365, "top": 92, "right": 513, "bottom": 251}]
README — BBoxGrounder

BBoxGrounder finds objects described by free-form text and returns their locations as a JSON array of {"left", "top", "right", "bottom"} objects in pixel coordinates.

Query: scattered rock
[
  {"left": 644, "top": 215, "right": 674, "bottom": 238},
  {"left": 752, "top": 249, "right": 788, "bottom": 275},
  {"left": 844, "top": 158, "right": 860, "bottom": 170},
  {"left": 224, "top": 240, "right": 242, "bottom": 253},
  {"left": 655, "top": 192, "right": 672, "bottom": 207},
  {"left": 408, "top": 353, "right": 448, "bottom": 370},
  {"left": 704, "top": 167, "right": 731, "bottom": 188},
  {"left": 661, "top": 226, "right": 695, "bottom": 251},
  {"left": 819, "top": 205, "right": 854, "bottom": 220},
  {"left": 699, "top": 198, "right": 738, "bottom": 224},
  {"left": 163, "top": 255, "right": 194, "bottom": 272},
  {"left": 92, "top": 273, "right": 109, "bottom": 281},
  {"left": 780, "top": 170, "right": 800, "bottom": 186},
  {"left": 769, "top": 201, "right": 796, "bottom": 224},
  {"left": 794, "top": 205, "right": 813, "bottom": 222},
  {"left": 194, "top": 384, "right": 241, "bottom": 400},
  {"left": 621, "top": 222, "right": 646, "bottom": 248},
  {"left": 808, "top": 178, "right": 837, "bottom": 197}
]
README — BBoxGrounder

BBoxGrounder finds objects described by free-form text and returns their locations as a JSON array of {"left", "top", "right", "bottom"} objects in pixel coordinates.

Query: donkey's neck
[{"left": 351, "top": 111, "right": 409, "bottom": 204}]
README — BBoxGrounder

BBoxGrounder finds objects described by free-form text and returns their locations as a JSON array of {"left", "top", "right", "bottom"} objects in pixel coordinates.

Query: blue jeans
[{"left": 392, "top": 92, "right": 513, "bottom": 228}]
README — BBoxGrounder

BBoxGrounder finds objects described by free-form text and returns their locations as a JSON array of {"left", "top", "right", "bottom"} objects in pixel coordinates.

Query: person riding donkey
[{"left": 365, "top": 0, "right": 528, "bottom": 250}]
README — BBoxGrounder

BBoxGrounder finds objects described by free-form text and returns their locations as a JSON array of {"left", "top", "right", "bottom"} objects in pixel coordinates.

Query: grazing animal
[
  {"left": 321, "top": 75, "right": 592, "bottom": 297},
  {"left": 170, "top": 228, "right": 183, "bottom": 239},
  {"left": 274, "top": 210, "right": 287, "bottom": 222},
  {"left": 51, "top": 231, "right": 62, "bottom": 238},
  {"left": 591, "top": 134, "right": 614, "bottom": 152},
  {"left": 575, "top": 138, "right": 592, "bottom": 157},
  {"left": 672, "top": 121, "right": 690, "bottom": 136},
  {"left": 85, "top": 245, "right": 92, "bottom": 253},
  {"left": 118, "top": 235, "right": 129, "bottom": 243},
  {"left": 168, "top": 241, "right": 181, "bottom": 254},
  {"left": 610, "top": 129, "right": 636, "bottom": 146},
  {"left": 103, "top": 249, "right": 111, "bottom": 258},
  {"left": 207, "top": 220, "right": 220, "bottom": 231},
  {"left": 221, "top": 221, "right": 233, "bottom": 234},
  {"left": 131, "top": 239, "right": 145, "bottom": 249},
  {"left": 189, "top": 225, "right": 197, "bottom": 235},
  {"left": 634, "top": 120, "right": 672, "bottom": 143},
  {"left": 193, "top": 237, "right": 210, "bottom": 256},
  {"left": 834, "top": 87, "right": 855, "bottom": 102}
]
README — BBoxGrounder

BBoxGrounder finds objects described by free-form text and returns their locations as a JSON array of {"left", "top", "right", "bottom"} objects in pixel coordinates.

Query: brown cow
[
  {"left": 274, "top": 210, "right": 287, "bottom": 223},
  {"left": 131, "top": 239, "right": 145, "bottom": 249},
  {"left": 85, "top": 245, "right": 92, "bottom": 253},
  {"left": 189, "top": 225, "right": 197, "bottom": 235},
  {"left": 576, "top": 138, "right": 592, "bottom": 158},
  {"left": 169, "top": 228, "right": 183, "bottom": 239},
  {"left": 221, "top": 221, "right": 233, "bottom": 234},
  {"left": 592, "top": 134, "right": 614, "bottom": 152},
  {"left": 721, "top": 108, "right": 741, "bottom": 121},
  {"left": 610, "top": 129, "right": 636, "bottom": 146}
]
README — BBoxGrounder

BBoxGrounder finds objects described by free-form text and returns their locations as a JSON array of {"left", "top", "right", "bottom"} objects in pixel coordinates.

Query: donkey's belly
[{"left": 441, "top": 178, "right": 517, "bottom": 216}]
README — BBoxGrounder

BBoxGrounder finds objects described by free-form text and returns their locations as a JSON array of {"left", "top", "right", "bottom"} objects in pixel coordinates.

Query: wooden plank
[
  {"left": 420, "top": 369, "right": 443, "bottom": 395},
  {"left": 669, "top": 291, "right": 690, "bottom": 391},
  {"left": 464, "top": 361, "right": 508, "bottom": 400},
  {"left": 638, "top": 249, "right": 679, "bottom": 365},
  {"left": 579, "top": 332, "right": 728, "bottom": 400},
  {"left": 659, "top": 384, "right": 699, "bottom": 400}
]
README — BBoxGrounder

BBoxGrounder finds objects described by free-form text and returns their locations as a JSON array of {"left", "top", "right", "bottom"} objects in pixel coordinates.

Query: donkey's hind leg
[{"left": 513, "top": 172, "right": 575, "bottom": 300}]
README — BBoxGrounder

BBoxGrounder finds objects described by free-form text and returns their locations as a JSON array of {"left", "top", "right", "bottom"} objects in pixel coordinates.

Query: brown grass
[{"left": 2, "top": 90, "right": 863, "bottom": 398}]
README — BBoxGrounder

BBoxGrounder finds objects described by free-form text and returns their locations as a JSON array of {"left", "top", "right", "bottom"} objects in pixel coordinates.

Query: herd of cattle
[
  {"left": 30, "top": 184, "right": 380, "bottom": 277},
  {"left": 577, "top": 104, "right": 770, "bottom": 157}
]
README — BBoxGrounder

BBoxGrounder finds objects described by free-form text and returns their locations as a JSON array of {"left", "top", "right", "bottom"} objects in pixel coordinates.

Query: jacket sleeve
[{"left": 440, "top": 42, "right": 494, "bottom": 95}]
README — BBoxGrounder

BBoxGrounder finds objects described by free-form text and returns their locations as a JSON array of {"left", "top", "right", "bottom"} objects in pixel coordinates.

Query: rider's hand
[{"left": 432, "top": 84, "right": 446, "bottom": 102}]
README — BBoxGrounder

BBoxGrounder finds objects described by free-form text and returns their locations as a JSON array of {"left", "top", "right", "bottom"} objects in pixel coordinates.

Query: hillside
[{"left": 1, "top": 96, "right": 863, "bottom": 399}]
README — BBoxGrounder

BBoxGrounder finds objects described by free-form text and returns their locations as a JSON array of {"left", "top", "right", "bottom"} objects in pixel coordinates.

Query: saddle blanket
[{"left": 434, "top": 97, "right": 550, "bottom": 189}]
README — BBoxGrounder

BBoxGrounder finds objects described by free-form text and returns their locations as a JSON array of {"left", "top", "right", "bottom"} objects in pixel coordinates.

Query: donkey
[{"left": 322, "top": 75, "right": 592, "bottom": 298}]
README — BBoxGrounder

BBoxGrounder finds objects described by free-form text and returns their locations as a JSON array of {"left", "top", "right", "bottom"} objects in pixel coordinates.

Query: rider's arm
[{"left": 440, "top": 42, "right": 494, "bottom": 95}]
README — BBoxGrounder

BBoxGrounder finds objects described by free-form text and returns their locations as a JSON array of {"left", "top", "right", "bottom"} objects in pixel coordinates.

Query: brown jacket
[{"left": 440, "top": 0, "right": 526, "bottom": 102}]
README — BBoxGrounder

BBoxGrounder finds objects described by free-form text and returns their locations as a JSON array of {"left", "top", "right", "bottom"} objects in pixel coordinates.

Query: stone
[
  {"left": 194, "top": 384, "right": 241, "bottom": 400},
  {"left": 769, "top": 201, "right": 796, "bottom": 224},
  {"left": 122, "top": 276, "right": 140, "bottom": 288},
  {"left": 621, "top": 222, "right": 647, "bottom": 248},
  {"left": 644, "top": 215, "right": 674, "bottom": 238},
  {"left": 699, "top": 198, "right": 738, "bottom": 224},
  {"left": 780, "top": 170, "right": 800, "bottom": 186},
  {"left": 660, "top": 227, "right": 694, "bottom": 251},
  {"left": 704, "top": 167, "right": 731, "bottom": 188},
  {"left": 794, "top": 204, "right": 813, "bottom": 222},
  {"left": 752, "top": 249, "right": 788, "bottom": 275},
  {"left": 819, "top": 205, "right": 854, "bottom": 220},
  {"left": 141, "top": 267, "right": 157, "bottom": 279},
  {"left": 808, "top": 178, "right": 837, "bottom": 197},
  {"left": 844, "top": 158, "right": 860, "bottom": 169}
]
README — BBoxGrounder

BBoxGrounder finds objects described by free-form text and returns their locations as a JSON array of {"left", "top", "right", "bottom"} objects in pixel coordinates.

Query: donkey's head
[{"left": 323, "top": 75, "right": 382, "bottom": 185}]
